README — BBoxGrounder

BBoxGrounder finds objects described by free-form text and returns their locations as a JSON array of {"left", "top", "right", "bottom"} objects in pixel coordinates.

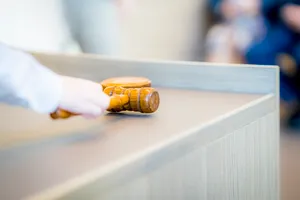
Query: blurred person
[
  {"left": 244, "top": 1, "right": 300, "bottom": 125},
  {"left": 0, "top": 43, "right": 110, "bottom": 118},
  {"left": 205, "top": 0, "right": 263, "bottom": 63},
  {"left": 205, "top": 23, "right": 244, "bottom": 63}
]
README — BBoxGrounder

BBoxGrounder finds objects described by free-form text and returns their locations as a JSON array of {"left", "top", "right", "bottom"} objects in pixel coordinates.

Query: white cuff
[
  {"left": 0, "top": 44, "right": 63, "bottom": 113},
  {"left": 21, "top": 63, "right": 63, "bottom": 113}
]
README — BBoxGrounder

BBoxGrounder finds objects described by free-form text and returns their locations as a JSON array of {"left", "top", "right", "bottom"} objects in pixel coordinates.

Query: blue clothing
[
  {"left": 208, "top": 0, "right": 300, "bottom": 102},
  {"left": 245, "top": 0, "right": 300, "bottom": 103}
]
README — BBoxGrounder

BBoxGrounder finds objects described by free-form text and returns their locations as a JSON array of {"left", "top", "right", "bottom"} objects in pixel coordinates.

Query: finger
[
  {"left": 73, "top": 104, "right": 105, "bottom": 118},
  {"left": 92, "top": 92, "right": 111, "bottom": 110}
]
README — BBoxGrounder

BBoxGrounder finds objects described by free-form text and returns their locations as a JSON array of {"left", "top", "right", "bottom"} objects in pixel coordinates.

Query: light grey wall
[
  {"left": 0, "top": 0, "right": 208, "bottom": 60},
  {"left": 119, "top": 0, "right": 208, "bottom": 61},
  {"left": 0, "top": 0, "right": 73, "bottom": 52}
]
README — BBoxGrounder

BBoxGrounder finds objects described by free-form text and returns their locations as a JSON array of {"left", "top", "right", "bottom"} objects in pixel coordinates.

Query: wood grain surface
[{"left": 0, "top": 89, "right": 263, "bottom": 200}]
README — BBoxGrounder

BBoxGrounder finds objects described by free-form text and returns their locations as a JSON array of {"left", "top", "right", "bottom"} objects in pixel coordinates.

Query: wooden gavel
[{"left": 50, "top": 77, "right": 160, "bottom": 120}]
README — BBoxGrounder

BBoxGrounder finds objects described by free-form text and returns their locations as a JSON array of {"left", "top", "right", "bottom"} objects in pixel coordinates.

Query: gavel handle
[{"left": 50, "top": 95, "right": 129, "bottom": 119}]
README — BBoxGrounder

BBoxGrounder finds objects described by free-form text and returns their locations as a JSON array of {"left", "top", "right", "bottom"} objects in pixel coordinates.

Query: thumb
[{"left": 78, "top": 104, "right": 105, "bottom": 118}]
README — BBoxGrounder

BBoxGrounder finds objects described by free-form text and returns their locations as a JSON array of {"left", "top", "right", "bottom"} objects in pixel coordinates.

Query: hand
[
  {"left": 57, "top": 76, "right": 110, "bottom": 119},
  {"left": 281, "top": 4, "right": 300, "bottom": 32}
]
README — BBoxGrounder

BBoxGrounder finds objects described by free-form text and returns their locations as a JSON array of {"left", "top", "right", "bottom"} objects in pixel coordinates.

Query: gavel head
[
  {"left": 101, "top": 77, "right": 159, "bottom": 113},
  {"left": 101, "top": 76, "right": 152, "bottom": 89},
  {"left": 104, "top": 86, "right": 160, "bottom": 113}
]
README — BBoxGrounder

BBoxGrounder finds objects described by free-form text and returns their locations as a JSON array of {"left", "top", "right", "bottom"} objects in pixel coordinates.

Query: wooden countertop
[{"left": 0, "top": 88, "right": 263, "bottom": 200}]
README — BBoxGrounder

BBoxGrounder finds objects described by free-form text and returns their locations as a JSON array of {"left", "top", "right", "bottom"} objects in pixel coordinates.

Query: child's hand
[{"left": 58, "top": 76, "right": 110, "bottom": 119}]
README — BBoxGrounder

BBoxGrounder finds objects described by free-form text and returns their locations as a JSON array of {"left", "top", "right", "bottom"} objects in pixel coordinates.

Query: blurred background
[{"left": 0, "top": 0, "right": 300, "bottom": 199}]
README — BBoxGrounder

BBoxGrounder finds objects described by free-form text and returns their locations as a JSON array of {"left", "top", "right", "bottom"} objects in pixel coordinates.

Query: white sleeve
[{"left": 0, "top": 43, "right": 63, "bottom": 113}]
